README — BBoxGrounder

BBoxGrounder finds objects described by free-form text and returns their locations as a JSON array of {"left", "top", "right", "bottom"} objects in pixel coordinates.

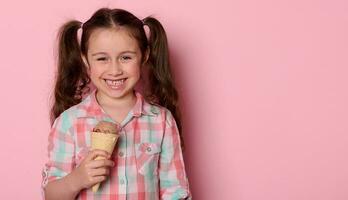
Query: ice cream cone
[{"left": 91, "top": 131, "right": 119, "bottom": 192}]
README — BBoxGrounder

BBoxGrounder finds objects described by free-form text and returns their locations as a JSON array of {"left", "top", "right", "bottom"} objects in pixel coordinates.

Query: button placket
[
  {"left": 116, "top": 128, "right": 127, "bottom": 195},
  {"left": 118, "top": 175, "right": 127, "bottom": 195},
  {"left": 117, "top": 129, "right": 126, "bottom": 158}
]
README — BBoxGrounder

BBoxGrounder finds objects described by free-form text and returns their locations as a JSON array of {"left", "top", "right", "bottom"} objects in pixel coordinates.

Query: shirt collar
[{"left": 81, "top": 89, "right": 158, "bottom": 119}]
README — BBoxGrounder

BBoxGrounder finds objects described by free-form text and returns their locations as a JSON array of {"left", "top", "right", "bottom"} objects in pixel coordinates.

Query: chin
[{"left": 105, "top": 88, "right": 134, "bottom": 99}]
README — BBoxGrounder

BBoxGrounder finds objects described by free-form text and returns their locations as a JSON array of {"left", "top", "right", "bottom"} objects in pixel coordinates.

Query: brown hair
[{"left": 51, "top": 8, "right": 184, "bottom": 149}]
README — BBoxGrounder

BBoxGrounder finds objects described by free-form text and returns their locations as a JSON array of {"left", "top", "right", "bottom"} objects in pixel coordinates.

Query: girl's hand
[{"left": 70, "top": 149, "right": 115, "bottom": 191}]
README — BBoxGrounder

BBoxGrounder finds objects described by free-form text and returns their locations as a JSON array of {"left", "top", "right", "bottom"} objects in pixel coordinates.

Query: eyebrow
[{"left": 91, "top": 51, "right": 137, "bottom": 56}]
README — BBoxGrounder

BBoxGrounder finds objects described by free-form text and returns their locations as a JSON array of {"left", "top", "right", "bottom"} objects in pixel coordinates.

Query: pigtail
[
  {"left": 50, "top": 20, "right": 90, "bottom": 125},
  {"left": 143, "top": 17, "right": 185, "bottom": 150}
]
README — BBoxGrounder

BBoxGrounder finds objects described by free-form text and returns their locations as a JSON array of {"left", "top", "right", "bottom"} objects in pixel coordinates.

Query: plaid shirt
[{"left": 41, "top": 90, "right": 191, "bottom": 200}]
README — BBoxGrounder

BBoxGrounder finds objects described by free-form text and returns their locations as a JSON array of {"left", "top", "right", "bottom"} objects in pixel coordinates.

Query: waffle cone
[{"left": 91, "top": 132, "right": 119, "bottom": 192}]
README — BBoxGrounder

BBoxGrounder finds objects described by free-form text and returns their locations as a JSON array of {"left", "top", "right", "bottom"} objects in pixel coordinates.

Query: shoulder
[
  {"left": 142, "top": 100, "right": 176, "bottom": 126},
  {"left": 51, "top": 97, "right": 91, "bottom": 131}
]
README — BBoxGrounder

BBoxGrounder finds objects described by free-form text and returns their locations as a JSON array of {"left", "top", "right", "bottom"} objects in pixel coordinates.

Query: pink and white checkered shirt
[{"left": 41, "top": 90, "right": 191, "bottom": 200}]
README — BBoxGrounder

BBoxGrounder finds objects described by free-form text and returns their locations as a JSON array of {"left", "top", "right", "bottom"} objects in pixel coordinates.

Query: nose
[{"left": 109, "top": 60, "right": 123, "bottom": 76}]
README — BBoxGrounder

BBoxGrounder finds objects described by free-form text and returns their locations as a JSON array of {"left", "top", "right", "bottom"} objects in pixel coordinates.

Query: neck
[{"left": 96, "top": 90, "right": 137, "bottom": 109}]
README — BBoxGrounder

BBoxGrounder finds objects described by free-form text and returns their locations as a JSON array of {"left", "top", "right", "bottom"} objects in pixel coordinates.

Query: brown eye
[
  {"left": 120, "top": 56, "right": 131, "bottom": 61},
  {"left": 97, "top": 57, "right": 107, "bottom": 61}
]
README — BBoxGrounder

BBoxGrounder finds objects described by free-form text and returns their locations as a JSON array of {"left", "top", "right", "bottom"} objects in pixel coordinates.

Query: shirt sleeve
[
  {"left": 159, "top": 110, "right": 192, "bottom": 200},
  {"left": 41, "top": 112, "right": 75, "bottom": 195}
]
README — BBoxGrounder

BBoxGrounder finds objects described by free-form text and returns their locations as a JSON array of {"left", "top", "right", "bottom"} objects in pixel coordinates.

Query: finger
[
  {"left": 90, "top": 175, "right": 106, "bottom": 185},
  {"left": 85, "top": 149, "right": 110, "bottom": 161},
  {"left": 89, "top": 168, "right": 110, "bottom": 177},
  {"left": 91, "top": 149, "right": 110, "bottom": 159},
  {"left": 88, "top": 159, "right": 115, "bottom": 169}
]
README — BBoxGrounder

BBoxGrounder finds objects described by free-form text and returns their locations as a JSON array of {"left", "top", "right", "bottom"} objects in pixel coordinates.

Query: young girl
[{"left": 41, "top": 8, "right": 191, "bottom": 200}]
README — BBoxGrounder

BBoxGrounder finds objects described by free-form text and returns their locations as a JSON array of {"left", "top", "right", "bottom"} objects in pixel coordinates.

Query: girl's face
[{"left": 83, "top": 27, "right": 144, "bottom": 104}]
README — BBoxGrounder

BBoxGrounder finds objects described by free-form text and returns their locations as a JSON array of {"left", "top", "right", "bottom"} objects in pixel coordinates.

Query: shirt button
[
  {"left": 146, "top": 147, "right": 152, "bottom": 152},
  {"left": 120, "top": 179, "right": 125, "bottom": 185},
  {"left": 118, "top": 151, "right": 124, "bottom": 157}
]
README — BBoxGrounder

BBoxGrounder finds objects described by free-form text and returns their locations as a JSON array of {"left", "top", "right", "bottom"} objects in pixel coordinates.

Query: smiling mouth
[{"left": 104, "top": 78, "right": 127, "bottom": 87}]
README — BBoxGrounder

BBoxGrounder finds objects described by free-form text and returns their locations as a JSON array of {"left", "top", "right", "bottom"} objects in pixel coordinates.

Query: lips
[{"left": 104, "top": 78, "right": 127, "bottom": 89}]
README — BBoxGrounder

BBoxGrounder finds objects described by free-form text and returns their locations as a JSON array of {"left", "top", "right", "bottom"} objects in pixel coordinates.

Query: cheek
[
  {"left": 89, "top": 66, "right": 103, "bottom": 78},
  {"left": 132, "top": 67, "right": 141, "bottom": 79},
  {"left": 88, "top": 67, "right": 105, "bottom": 86},
  {"left": 127, "top": 63, "right": 141, "bottom": 77}
]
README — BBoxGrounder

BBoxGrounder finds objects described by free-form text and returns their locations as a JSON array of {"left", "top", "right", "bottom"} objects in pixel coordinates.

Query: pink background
[{"left": 0, "top": 0, "right": 347, "bottom": 199}]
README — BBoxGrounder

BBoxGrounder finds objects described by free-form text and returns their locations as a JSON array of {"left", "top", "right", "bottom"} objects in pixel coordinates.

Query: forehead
[{"left": 88, "top": 27, "right": 139, "bottom": 54}]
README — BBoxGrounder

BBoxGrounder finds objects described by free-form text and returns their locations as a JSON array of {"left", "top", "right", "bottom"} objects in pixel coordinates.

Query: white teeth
[{"left": 105, "top": 79, "right": 125, "bottom": 86}]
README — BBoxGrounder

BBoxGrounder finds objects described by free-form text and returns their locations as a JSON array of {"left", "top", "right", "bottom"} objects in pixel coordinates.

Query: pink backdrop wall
[{"left": 0, "top": 0, "right": 347, "bottom": 199}]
